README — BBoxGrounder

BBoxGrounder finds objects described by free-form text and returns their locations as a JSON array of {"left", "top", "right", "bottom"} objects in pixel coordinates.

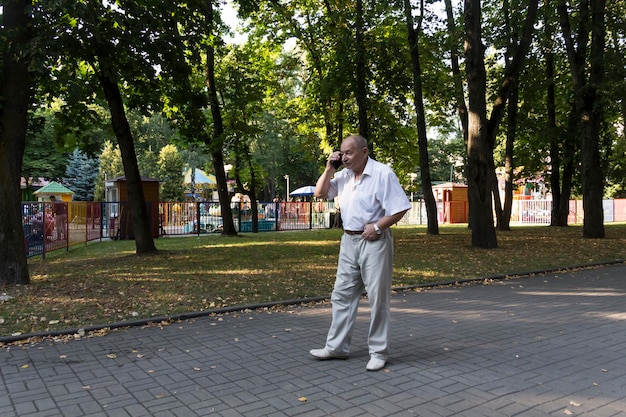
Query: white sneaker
[
  {"left": 366, "top": 357, "right": 386, "bottom": 371},
  {"left": 309, "top": 348, "right": 349, "bottom": 360}
]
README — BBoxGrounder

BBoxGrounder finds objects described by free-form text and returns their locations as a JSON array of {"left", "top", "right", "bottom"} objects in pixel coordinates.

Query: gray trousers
[{"left": 324, "top": 229, "right": 394, "bottom": 360}]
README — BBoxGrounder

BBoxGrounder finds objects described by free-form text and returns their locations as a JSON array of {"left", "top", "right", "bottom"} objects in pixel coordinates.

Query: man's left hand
[{"left": 362, "top": 224, "right": 381, "bottom": 241}]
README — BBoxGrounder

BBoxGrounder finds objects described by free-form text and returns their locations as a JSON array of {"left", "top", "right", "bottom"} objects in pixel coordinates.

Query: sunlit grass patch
[{"left": 0, "top": 224, "right": 624, "bottom": 338}]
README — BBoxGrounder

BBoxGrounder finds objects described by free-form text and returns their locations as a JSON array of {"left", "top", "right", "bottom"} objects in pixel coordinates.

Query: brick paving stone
[{"left": 2, "top": 264, "right": 626, "bottom": 416}]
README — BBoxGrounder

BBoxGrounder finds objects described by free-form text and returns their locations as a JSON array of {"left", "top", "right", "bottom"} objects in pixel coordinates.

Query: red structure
[{"left": 432, "top": 182, "right": 469, "bottom": 224}]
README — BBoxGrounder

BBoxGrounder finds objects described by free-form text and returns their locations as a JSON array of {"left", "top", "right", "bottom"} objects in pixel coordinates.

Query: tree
[
  {"left": 63, "top": 148, "right": 99, "bottom": 201},
  {"left": 94, "top": 140, "right": 124, "bottom": 201},
  {"left": 219, "top": 43, "right": 271, "bottom": 232},
  {"left": 557, "top": 0, "right": 606, "bottom": 238},
  {"left": 355, "top": 0, "right": 369, "bottom": 140},
  {"left": 203, "top": 0, "right": 238, "bottom": 236},
  {"left": 542, "top": 0, "right": 577, "bottom": 226},
  {"left": 0, "top": 0, "right": 33, "bottom": 285},
  {"left": 37, "top": 0, "right": 199, "bottom": 253},
  {"left": 464, "top": 0, "right": 538, "bottom": 248},
  {"left": 158, "top": 144, "right": 185, "bottom": 202},
  {"left": 22, "top": 111, "right": 67, "bottom": 182},
  {"left": 404, "top": 0, "right": 439, "bottom": 235},
  {"left": 97, "top": 54, "right": 157, "bottom": 253},
  {"left": 444, "top": 0, "right": 469, "bottom": 149}
]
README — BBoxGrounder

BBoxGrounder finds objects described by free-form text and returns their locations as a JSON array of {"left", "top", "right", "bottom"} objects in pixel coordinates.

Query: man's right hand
[{"left": 328, "top": 151, "right": 342, "bottom": 170}]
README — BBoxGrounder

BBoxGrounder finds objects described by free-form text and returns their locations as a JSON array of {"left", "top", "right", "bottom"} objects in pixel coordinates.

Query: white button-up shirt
[{"left": 327, "top": 157, "right": 411, "bottom": 231}]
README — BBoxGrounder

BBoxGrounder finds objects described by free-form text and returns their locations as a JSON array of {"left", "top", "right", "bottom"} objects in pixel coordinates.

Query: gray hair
[{"left": 346, "top": 135, "right": 368, "bottom": 150}]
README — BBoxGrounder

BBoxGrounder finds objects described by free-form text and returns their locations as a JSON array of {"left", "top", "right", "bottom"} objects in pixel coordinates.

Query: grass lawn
[{"left": 1, "top": 224, "right": 625, "bottom": 340}]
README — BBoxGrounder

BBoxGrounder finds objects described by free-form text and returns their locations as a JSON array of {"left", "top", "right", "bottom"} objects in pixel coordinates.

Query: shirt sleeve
[
  {"left": 378, "top": 169, "right": 412, "bottom": 216},
  {"left": 327, "top": 170, "right": 346, "bottom": 200}
]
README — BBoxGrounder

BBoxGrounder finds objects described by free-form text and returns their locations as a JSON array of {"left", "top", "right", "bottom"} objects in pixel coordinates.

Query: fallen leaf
[
  {"left": 21, "top": 364, "right": 29, "bottom": 369},
  {"left": 563, "top": 409, "right": 573, "bottom": 415},
  {"left": 106, "top": 353, "right": 117, "bottom": 359},
  {"left": 569, "top": 401, "right": 581, "bottom": 407},
  {"left": 298, "top": 396, "right": 307, "bottom": 402},
  {"left": 194, "top": 367, "right": 201, "bottom": 371},
  {"left": 83, "top": 385, "right": 91, "bottom": 390}
]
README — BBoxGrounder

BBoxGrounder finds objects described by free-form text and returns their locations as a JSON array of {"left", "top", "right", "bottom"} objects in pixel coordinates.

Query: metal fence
[
  {"left": 22, "top": 201, "right": 103, "bottom": 258},
  {"left": 21, "top": 198, "right": 626, "bottom": 257},
  {"left": 158, "top": 201, "right": 337, "bottom": 235}
]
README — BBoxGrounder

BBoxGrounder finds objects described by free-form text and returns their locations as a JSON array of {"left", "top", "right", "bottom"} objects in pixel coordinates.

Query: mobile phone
[{"left": 331, "top": 153, "right": 343, "bottom": 169}]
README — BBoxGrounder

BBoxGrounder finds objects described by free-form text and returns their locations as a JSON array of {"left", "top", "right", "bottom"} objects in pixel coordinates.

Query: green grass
[{"left": 1, "top": 224, "right": 625, "bottom": 340}]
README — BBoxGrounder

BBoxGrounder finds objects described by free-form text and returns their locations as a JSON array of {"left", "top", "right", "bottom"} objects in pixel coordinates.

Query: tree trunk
[
  {"left": 444, "top": 0, "right": 469, "bottom": 147},
  {"left": 492, "top": 166, "right": 504, "bottom": 229},
  {"left": 464, "top": 0, "right": 497, "bottom": 248},
  {"left": 444, "top": 0, "right": 469, "bottom": 228},
  {"left": 464, "top": 0, "right": 538, "bottom": 247},
  {"left": 234, "top": 147, "right": 260, "bottom": 233},
  {"left": 98, "top": 57, "right": 157, "bottom": 254},
  {"left": 404, "top": 0, "right": 438, "bottom": 235},
  {"left": 204, "top": 0, "right": 236, "bottom": 236},
  {"left": 552, "top": 110, "right": 577, "bottom": 226},
  {"left": 496, "top": 0, "right": 517, "bottom": 232},
  {"left": 355, "top": 0, "right": 369, "bottom": 141},
  {"left": 498, "top": 83, "right": 518, "bottom": 231},
  {"left": 557, "top": 0, "right": 606, "bottom": 238},
  {"left": 0, "top": 0, "right": 32, "bottom": 285},
  {"left": 546, "top": 37, "right": 563, "bottom": 226},
  {"left": 580, "top": 0, "right": 605, "bottom": 238}
]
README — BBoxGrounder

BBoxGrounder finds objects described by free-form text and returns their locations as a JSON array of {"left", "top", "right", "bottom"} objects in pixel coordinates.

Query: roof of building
[{"left": 33, "top": 181, "right": 75, "bottom": 195}]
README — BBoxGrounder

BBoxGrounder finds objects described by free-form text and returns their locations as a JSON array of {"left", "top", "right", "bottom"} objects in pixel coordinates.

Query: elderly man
[{"left": 310, "top": 135, "right": 411, "bottom": 371}]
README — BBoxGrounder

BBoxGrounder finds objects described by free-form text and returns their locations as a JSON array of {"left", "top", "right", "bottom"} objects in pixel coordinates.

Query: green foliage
[
  {"left": 63, "top": 148, "right": 99, "bottom": 201},
  {"left": 158, "top": 144, "right": 185, "bottom": 202},
  {"left": 11, "top": 0, "right": 626, "bottom": 207},
  {"left": 94, "top": 141, "right": 123, "bottom": 201},
  {"left": 22, "top": 113, "right": 67, "bottom": 182}
]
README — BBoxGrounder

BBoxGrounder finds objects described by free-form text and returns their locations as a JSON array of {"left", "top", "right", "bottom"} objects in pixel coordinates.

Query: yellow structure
[{"left": 33, "top": 181, "right": 74, "bottom": 202}]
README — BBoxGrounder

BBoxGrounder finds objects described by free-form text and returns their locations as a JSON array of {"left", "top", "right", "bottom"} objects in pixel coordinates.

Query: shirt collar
[
  {"left": 361, "top": 157, "right": 373, "bottom": 178},
  {"left": 346, "top": 157, "right": 372, "bottom": 180}
]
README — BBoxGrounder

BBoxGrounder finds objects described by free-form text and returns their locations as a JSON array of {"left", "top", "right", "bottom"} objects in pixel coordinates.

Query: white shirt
[{"left": 327, "top": 158, "right": 411, "bottom": 231}]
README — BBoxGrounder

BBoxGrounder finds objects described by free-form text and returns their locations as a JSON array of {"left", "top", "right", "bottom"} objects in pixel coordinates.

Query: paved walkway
[{"left": 1, "top": 264, "right": 626, "bottom": 417}]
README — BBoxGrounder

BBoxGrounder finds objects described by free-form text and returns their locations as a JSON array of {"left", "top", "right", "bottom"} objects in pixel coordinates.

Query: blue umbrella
[
  {"left": 183, "top": 168, "right": 216, "bottom": 185},
  {"left": 290, "top": 185, "right": 316, "bottom": 196}
]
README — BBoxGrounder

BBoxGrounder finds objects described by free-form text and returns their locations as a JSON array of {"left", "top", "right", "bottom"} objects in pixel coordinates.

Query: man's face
[{"left": 340, "top": 138, "right": 368, "bottom": 173}]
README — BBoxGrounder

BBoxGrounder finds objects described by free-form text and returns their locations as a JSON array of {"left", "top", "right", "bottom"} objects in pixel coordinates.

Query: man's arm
[
  {"left": 362, "top": 209, "right": 409, "bottom": 241},
  {"left": 314, "top": 152, "right": 341, "bottom": 199}
]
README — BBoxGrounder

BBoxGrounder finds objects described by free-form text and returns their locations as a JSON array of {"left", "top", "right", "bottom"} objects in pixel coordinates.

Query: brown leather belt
[{"left": 344, "top": 230, "right": 364, "bottom": 235}]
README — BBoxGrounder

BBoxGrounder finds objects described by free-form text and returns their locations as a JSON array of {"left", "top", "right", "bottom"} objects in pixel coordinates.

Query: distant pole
[{"left": 284, "top": 175, "right": 290, "bottom": 201}]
